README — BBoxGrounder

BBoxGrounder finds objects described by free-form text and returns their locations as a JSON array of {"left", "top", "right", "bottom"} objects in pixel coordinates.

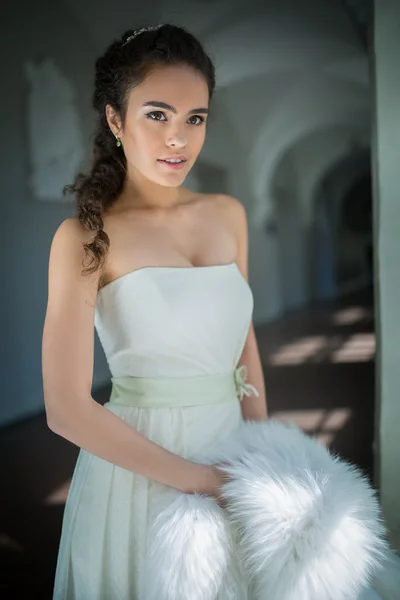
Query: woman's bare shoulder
[
  {"left": 197, "top": 192, "right": 246, "bottom": 225},
  {"left": 54, "top": 216, "right": 97, "bottom": 246},
  {"left": 49, "top": 217, "right": 103, "bottom": 299}
]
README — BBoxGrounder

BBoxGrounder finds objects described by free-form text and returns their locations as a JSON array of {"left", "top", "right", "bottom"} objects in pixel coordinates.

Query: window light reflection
[
  {"left": 331, "top": 333, "right": 375, "bottom": 363},
  {"left": 271, "top": 407, "right": 352, "bottom": 447},
  {"left": 269, "top": 333, "right": 375, "bottom": 365},
  {"left": 332, "top": 306, "right": 370, "bottom": 326},
  {"left": 269, "top": 336, "right": 327, "bottom": 365},
  {"left": 0, "top": 533, "right": 24, "bottom": 553},
  {"left": 45, "top": 478, "right": 71, "bottom": 505}
]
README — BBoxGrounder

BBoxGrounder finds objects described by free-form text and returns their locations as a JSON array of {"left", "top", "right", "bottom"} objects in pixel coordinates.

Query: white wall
[
  {"left": 1, "top": 0, "right": 112, "bottom": 426},
  {"left": 373, "top": 0, "right": 400, "bottom": 548}
]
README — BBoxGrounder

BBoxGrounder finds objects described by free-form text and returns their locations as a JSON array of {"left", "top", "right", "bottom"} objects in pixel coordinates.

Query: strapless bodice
[{"left": 94, "top": 262, "right": 253, "bottom": 378}]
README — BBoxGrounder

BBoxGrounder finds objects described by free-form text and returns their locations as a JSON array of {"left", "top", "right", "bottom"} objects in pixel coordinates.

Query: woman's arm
[
  {"left": 237, "top": 322, "right": 268, "bottom": 421},
  {"left": 224, "top": 195, "right": 268, "bottom": 421},
  {"left": 42, "top": 218, "right": 210, "bottom": 494}
]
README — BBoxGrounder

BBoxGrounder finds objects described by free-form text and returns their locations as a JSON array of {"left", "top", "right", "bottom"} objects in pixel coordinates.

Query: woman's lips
[{"left": 157, "top": 159, "right": 187, "bottom": 170}]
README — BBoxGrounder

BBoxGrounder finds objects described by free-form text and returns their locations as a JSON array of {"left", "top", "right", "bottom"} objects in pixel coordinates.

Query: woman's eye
[
  {"left": 147, "top": 111, "right": 166, "bottom": 121},
  {"left": 146, "top": 112, "right": 205, "bottom": 125},
  {"left": 188, "top": 115, "right": 205, "bottom": 126}
]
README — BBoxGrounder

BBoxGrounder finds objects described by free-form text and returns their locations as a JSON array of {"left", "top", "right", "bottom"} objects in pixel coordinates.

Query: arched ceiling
[
  {"left": 272, "top": 125, "right": 370, "bottom": 227},
  {"left": 315, "top": 150, "right": 371, "bottom": 219},
  {"left": 201, "top": 8, "right": 369, "bottom": 223}
]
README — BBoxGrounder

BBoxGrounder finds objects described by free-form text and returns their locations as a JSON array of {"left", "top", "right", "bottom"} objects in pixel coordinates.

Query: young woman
[{"left": 42, "top": 23, "right": 267, "bottom": 599}]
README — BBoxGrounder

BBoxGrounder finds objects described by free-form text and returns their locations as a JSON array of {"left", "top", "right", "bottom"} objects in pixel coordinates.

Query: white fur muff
[{"left": 144, "top": 420, "right": 392, "bottom": 600}]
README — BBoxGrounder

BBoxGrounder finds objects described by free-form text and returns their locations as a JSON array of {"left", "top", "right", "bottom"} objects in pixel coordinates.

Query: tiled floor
[{"left": 0, "top": 289, "right": 375, "bottom": 599}]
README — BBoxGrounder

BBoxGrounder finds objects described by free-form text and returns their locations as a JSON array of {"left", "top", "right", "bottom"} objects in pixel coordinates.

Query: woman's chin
[
  {"left": 158, "top": 177, "right": 187, "bottom": 188},
  {"left": 154, "top": 170, "right": 189, "bottom": 187}
]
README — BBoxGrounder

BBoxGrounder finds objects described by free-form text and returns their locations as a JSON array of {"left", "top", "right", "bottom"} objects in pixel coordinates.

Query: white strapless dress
[{"left": 52, "top": 262, "right": 255, "bottom": 600}]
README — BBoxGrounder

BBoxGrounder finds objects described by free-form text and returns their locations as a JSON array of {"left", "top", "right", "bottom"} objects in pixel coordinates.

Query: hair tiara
[{"left": 122, "top": 25, "right": 164, "bottom": 47}]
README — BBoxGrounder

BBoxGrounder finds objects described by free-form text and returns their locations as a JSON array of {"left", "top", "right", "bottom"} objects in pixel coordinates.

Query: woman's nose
[{"left": 165, "top": 125, "right": 187, "bottom": 148}]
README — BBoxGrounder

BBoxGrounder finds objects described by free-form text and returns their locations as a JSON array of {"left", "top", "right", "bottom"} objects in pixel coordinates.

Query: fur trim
[
  {"left": 145, "top": 490, "right": 236, "bottom": 600},
  {"left": 145, "top": 420, "right": 388, "bottom": 600},
  {"left": 216, "top": 421, "right": 388, "bottom": 600}
]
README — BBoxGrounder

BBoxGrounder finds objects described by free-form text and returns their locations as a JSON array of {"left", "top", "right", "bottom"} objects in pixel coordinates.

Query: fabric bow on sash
[{"left": 234, "top": 364, "right": 260, "bottom": 402}]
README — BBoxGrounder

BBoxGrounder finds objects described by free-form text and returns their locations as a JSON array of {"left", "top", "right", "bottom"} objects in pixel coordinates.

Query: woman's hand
[{"left": 204, "top": 462, "right": 233, "bottom": 507}]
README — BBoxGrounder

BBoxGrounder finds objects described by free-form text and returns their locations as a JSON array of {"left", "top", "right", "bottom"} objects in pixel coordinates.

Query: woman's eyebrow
[{"left": 143, "top": 101, "right": 209, "bottom": 115}]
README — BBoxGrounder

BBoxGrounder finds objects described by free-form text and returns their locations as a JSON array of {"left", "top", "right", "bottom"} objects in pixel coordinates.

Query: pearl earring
[{"left": 115, "top": 134, "right": 121, "bottom": 147}]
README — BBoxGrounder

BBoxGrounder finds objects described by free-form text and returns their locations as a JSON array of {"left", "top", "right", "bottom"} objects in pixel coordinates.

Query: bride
[
  {"left": 42, "top": 23, "right": 266, "bottom": 599},
  {"left": 42, "top": 22, "right": 393, "bottom": 600}
]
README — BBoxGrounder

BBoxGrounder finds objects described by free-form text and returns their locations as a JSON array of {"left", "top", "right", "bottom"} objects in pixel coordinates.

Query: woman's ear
[{"left": 105, "top": 103, "right": 122, "bottom": 138}]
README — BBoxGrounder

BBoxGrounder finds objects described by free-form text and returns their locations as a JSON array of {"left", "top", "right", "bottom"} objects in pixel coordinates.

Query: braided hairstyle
[{"left": 63, "top": 24, "right": 216, "bottom": 282}]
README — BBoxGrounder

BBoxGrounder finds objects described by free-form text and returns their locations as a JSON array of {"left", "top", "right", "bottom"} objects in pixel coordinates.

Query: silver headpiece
[{"left": 122, "top": 25, "right": 164, "bottom": 47}]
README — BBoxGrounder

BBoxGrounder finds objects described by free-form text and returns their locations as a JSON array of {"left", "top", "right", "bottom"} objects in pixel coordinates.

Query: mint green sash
[{"left": 108, "top": 366, "right": 253, "bottom": 408}]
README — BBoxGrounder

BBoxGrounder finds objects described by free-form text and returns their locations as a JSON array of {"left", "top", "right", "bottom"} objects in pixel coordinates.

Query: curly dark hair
[{"left": 63, "top": 24, "right": 216, "bottom": 283}]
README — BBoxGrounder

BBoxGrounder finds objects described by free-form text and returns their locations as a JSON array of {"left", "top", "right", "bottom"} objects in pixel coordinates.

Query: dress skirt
[{"left": 52, "top": 371, "right": 247, "bottom": 600}]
